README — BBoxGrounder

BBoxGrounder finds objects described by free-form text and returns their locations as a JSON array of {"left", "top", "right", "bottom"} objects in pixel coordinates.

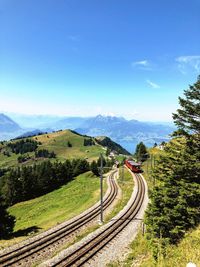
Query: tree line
[
  {"left": 90, "top": 156, "right": 114, "bottom": 176},
  {"left": 35, "top": 149, "right": 56, "bottom": 158},
  {"left": 0, "top": 154, "right": 114, "bottom": 238},
  {"left": 145, "top": 76, "right": 200, "bottom": 259},
  {"left": 83, "top": 138, "right": 95, "bottom": 146},
  {"left": 0, "top": 158, "right": 90, "bottom": 206},
  {"left": 7, "top": 139, "right": 40, "bottom": 154}
]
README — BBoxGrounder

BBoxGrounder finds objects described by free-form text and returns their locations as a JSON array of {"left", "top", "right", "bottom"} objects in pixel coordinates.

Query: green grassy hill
[
  {"left": 0, "top": 130, "right": 128, "bottom": 247},
  {"left": 32, "top": 130, "right": 104, "bottom": 161},
  {"left": 0, "top": 129, "right": 128, "bottom": 168},
  {"left": 0, "top": 171, "right": 106, "bottom": 248}
]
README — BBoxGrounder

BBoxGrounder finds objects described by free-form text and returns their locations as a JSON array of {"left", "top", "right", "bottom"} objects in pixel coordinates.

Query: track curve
[
  {"left": 43, "top": 172, "right": 145, "bottom": 267},
  {"left": 0, "top": 170, "right": 118, "bottom": 267}
]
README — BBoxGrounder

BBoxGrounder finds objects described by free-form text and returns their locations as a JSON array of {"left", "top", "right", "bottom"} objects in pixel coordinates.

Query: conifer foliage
[
  {"left": 7, "top": 139, "right": 38, "bottom": 154},
  {"left": 145, "top": 76, "right": 200, "bottom": 251},
  {"left": 173, "top": 75, "right": 200, "bottom": 135},
  {"left": 1, "top": 159, "right": 90, "bottom": 206},
  {"left": 0, "top": 197, "right": 15, "bottom": 239},
  {"left": 134, "top": 142, "right": 148, "bottom": 161}
]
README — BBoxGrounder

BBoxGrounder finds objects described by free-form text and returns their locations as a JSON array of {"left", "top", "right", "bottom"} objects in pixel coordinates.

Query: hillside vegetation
[
  {"left": 145, "top": 77, "right": 200, "bottom": 247},
  {"left": 0, "top": 130, "right": 98, "bottom": 168},
  {"left": 0, "top": 129, "right": 125, "bottom": 238},
  {"left": 0, "top": 171, "right": 105, "bottom": 248},
  {"left": 95, "top": 136, "right": 130, "bottom": 155},
  {"left": 112, "top": 224, "right": 200, "bottom": 267},
  {"left": 109, "top": 76, "right": 200, "bottom": 267},
  {"left": 109, "top": 147, "right": 200, "bottom": 267},
  {"left": 0, "top": 129, "right": 126, "bottom": 168}
]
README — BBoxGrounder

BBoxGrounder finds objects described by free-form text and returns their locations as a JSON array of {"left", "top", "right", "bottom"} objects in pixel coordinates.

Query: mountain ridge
[
  {"left": 1, "top": 113, "right": 175, "bottom": 152},
  {"left": 0, "top": 113, "right": 21, "bottom": 132},
  {"left": 75, "top": 115, "right": 175, "bottom": 149}
]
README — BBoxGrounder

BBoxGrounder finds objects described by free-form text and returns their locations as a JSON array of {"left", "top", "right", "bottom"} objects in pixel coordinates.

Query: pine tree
[
  {"left": 3, "top": 168, "right": 22, "bottom": 205},
  {"left": 172, "top": 75, "right": 200, "bottom": 135},
  {"left": 63, "top": 160, "right": 73, "bottom": 182},
  {"left": 97, "top": 155, "right": 106, "bottom": 167},
  {"left": 90, "top": 160, "right": 99, "bottom": 176},
  {"left": 67, "top": 141, "right": 72, "bottom": 147},
  {"left": 145, "top": 139, "right": 200, "bottom": 244},
  {"left": 0, "top": 197, "right": 15, "bottom": 239},
  {"left": 106, "top": 148, "right": 111, "bottom": 156},
  {"left": 145, "top": 76, "right": 200, "bottom": 254},
  {"left": 135, "top": 142, "right": 148, "bottom": 161}
]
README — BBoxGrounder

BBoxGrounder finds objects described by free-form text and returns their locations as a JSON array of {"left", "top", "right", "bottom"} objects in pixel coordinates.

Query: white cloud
[
  {"left": 132, "top": 60, "right": 149, "bottom": 66},
  {"left": 146, "top": 79, "right": 160, "bottom": 89},
  {"left": 131, "top": 60, "right": 153, "bottom": 70},
  {"left": 176, "top": 55, "right": 200, "bottom": 74}
]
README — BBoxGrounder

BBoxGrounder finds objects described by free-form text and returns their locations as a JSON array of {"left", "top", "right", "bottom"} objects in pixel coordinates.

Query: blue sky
[{"left": 0, "top": 0, "right": 200, "bottom": 121}]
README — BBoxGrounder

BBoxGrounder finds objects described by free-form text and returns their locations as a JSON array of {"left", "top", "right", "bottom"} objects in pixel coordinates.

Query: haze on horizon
[{"left": 0, "top": 0, "right": 199, "bottom": 122}]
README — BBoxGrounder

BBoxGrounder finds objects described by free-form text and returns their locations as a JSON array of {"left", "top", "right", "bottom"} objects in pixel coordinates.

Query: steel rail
[
  {"left": 0, "top": 170, "right": 118, "bottom": 267},
  {"left": 52, "top": 173, "right": 145, "bottom": 267}
]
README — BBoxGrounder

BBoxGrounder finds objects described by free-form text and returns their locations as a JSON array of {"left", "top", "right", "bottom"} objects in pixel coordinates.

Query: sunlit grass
[
  {"left": 0, "top": 130, "right": 105, "bottom": 168},
  {"left": 52, "top": 168, "right": 135, "bottom": 256},
  {"left": 117, "top": 225, "right": 200, "bottom": 267},
  {"left": 109, "top": 149, "right": 200, "bottom": 267},
  {"left": 0, "top": 171, "right": 106, "bottom": 249},
  {"left": 105, "top": 167, "right": 134, "bottom": 222}
]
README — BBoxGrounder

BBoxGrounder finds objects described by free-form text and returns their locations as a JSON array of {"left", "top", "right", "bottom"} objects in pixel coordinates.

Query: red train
[{"left": 125, "top": 159, "right": 142, "bottom": 173}]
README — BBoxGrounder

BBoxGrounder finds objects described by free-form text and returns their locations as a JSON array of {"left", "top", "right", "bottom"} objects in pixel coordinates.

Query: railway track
[
  {"left": 0, "top": 170, "right": 118, "bottom": 267},
  {"left": 46, "top": 172, "right": 145, "bottom": 267}
]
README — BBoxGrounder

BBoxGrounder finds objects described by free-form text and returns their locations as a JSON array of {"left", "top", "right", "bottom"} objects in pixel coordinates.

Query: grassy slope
[
  {"left": 0, "top": 130, "right": 105, "bottom": 168},
  {"left": 62, "top": 167, "right": 134, "bottom": 253},
  {"left": 111, "top": 147, "right": 200, "bottom": 267},
  {"left": 120, "top": 225, "right": 200, "bottom": 267},
  {"left": 0, "top": 171, "right": 106, "bottom": 249},
  {"left": 0, "top": 145, "right": 19, "bottom": 168},
  {"left": 105, "top": 167, "right": 134, "bottom": 222},
  {"left": 33, "top": 130, "right": 104, "bottom": 162},
  {"left": 142, "top": 147, "right": 165, "bottom": 192}
]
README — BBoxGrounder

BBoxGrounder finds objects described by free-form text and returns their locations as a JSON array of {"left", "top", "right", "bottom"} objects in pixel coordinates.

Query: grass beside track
[
  {"left": 108, "top": 149, "right": 200, "bottom": 267},
  {"left": 56, "top": 167, "right": 134, "bottom": 255},
  {"left": 108, "top": 225, "right": 200, "bottom": 267},
  {"left": 104, "top": 166, "right": 134, "bottom": 223},
  {"left": 0, "top": 171, "right": 106, "bottom": 249}
]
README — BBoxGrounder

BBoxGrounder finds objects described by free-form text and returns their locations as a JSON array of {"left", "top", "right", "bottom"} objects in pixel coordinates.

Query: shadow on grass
[{"left": 9, "top": 226, "right": 41, "bottom": 239}]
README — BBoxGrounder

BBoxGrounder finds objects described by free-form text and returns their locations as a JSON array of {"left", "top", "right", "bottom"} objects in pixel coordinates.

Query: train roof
[{"left": 126, "top": 160, "right": 141, "bottom": 166}]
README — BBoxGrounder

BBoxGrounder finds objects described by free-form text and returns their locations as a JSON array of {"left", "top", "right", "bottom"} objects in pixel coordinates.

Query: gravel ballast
[
  {"left": 0, "top": 170, "right": 120, "bottom": 267},
  {"left": 40, "top": 169, "right": 148, "bottom": 267}
]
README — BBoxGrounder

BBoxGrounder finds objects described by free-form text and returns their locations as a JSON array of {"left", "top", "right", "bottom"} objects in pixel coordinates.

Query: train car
[{"left": 125, "top": 159, "right": 142, "bottom": 173}]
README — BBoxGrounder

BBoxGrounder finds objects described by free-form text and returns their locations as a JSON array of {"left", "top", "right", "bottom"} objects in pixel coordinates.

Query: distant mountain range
[
  {"left": 1, "top": 113, "right": 175, "bottom": 152},
  {"left": 0, "top": 114, "right": 24, "bottom": 140},
  {"left": 75, "top": 115, "right": 175, "bottom": 152},
  {"left": 0, "top": 113, "right": 21, "bottom": 132},
  {"left": 76, "top": 115, "right": 173, "bottom": 137},
  {"left": 5, "top": 113, "right": 87, "bottom": 129}
]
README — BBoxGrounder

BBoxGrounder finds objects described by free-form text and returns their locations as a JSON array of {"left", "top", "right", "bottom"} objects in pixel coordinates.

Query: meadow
[
  {"left": 0, "top": 171, "right": 106, "bottom": 249},
  {"left": 0, "top": 130, "right": 105, "bottom": 168}
]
